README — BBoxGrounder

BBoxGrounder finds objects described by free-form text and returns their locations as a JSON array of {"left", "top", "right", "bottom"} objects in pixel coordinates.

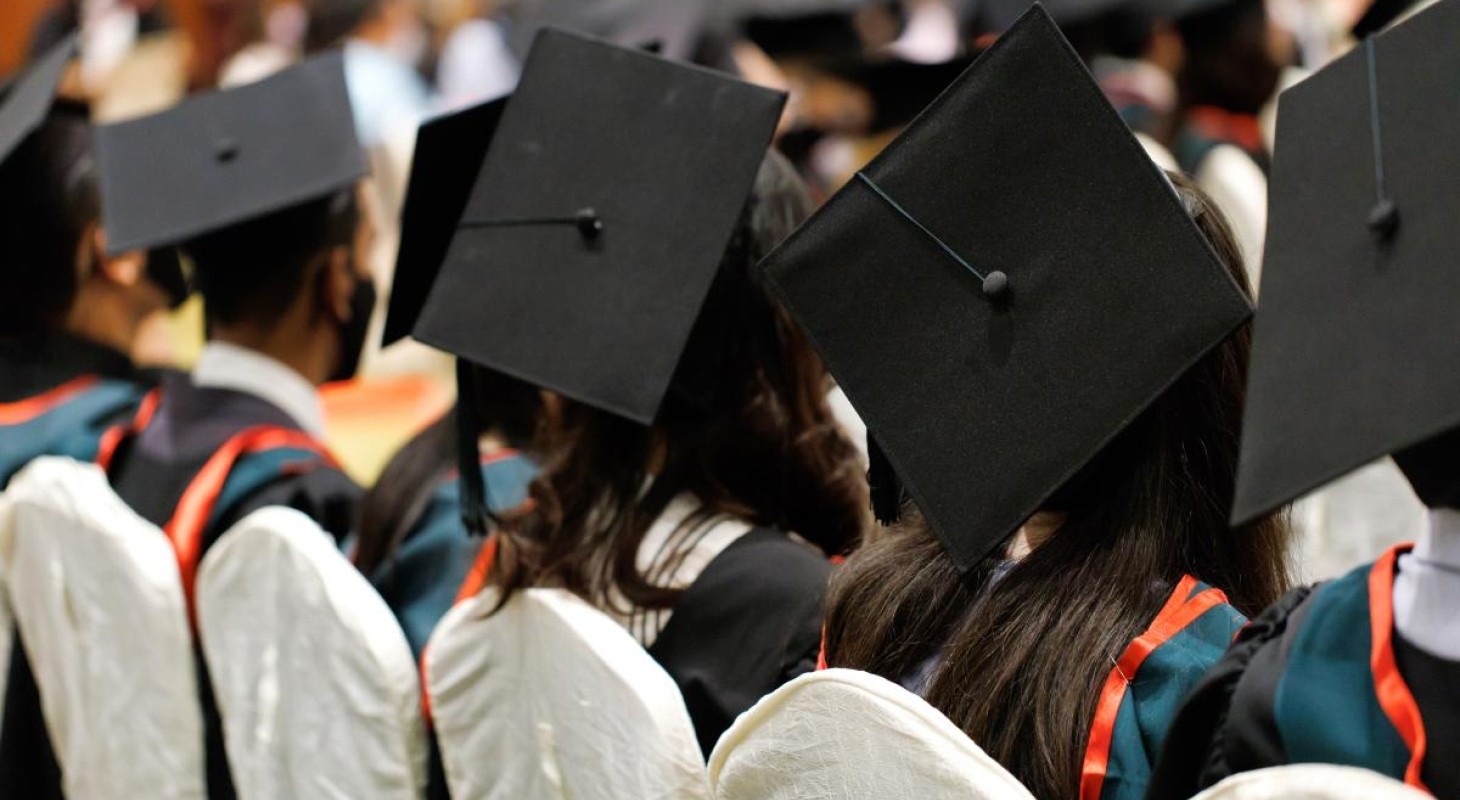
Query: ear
[
  {"left": 319, "top": 245, "right": 356, "bottom": 324},
  {"left": 90, "top": 226, "right": 146, "bottom": 288}
]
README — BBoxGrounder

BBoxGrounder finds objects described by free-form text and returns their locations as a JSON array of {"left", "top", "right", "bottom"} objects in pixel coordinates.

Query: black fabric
[
  {"left": 108, "top": 376, "right": 359, "bottom": 540},
  {"left": 385, "top": 96, "right": 508, "bottom": 349},
  {"left": 0, "top": 632, "right": 63, "bottom": 800},
  {"left": 759, "top": 5, "right": 1251, "bottom": 572},
  {"left": 1393, "top": 634, "right": 1460, "bottom": 799},
  {"left": 1353, "top": 0, "right": 1420, "bottom": 36},
  {"left": 1231, "top": 0, "right": 1460, "bottom": 524},
  {"left": 0, "top": 34, "right": 74, "bottom": 169},
  {"left": 413, "top": 28, "right": 784, "bottom": 425},
  {"left": 647, "top": 528, "right": 830, "bottom": 755},
  {"left": 95, "top": 53, "right": 365, "bottom": 252},
  {"left": 1146, "top": 584, "right": 1317, "bottom": 800},
  {"left": 0, "top": 331, "right": 138, "bottom": 401}
]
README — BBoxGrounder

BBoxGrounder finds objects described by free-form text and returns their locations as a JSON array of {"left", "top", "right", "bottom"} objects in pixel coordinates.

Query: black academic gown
[
  {"left": 1147, "top": 545, "right": 1460, "bottom": 799},
  {"left": 647, "top": 528, "right": 830, "bottom": 756},
  {"left": 0, "top": 332, "right": 139, "bottom": 403},
  {"left": 0, "top": 333, "right": 159, "bottom": 800},
  {"left": 1, "top": 375, "right": 360, "bottom": 800}
]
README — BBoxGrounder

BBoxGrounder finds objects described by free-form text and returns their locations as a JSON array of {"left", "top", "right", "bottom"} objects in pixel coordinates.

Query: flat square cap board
[
  {"left": 96, "top": 52, "right": 366, "bottom": 253},
  {"left": 382, "top": 96, "right": 509, "bottom": 348},
  {"left": 759, "top": 4, "right": 1252, "bottom": 571},
  {"left": 1231, "top": 0, "right": 1460, "bottom": 525},
  {"left": 0, "top": 34, "right": 76, "bottom": 169},
  {"left": 413, "top": 28, "right": 785, "bottom": 425}
]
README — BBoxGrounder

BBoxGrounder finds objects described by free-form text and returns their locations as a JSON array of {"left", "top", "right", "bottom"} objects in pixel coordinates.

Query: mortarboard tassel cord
[
  {"left": 460, "top": 207, "right": 604, "bottom": 240},
  {"left": 855, "top": 172, "right": 1009, "bottom": 300},
  {"left": 455, "top": 358, "right": 496, "bottom": 537},
  {"left": 1365, "top": 38, "right": 1399, "bottom": 240}
]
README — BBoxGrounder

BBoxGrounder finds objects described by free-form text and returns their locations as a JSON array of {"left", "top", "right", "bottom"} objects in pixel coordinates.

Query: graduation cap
[
  {"left": 1231, "top": 0, "right": 1460, "bottom": 522},
  {"left": 503, "top": 0, "right": 711, "bottom": 63},
  {"left": 95, "top": 52, "right": 366, "bottom": 253},
  {"left": 382, "top": 96, "right": 509, "bottom": 349},
  {"left": 759, "top": 4, "right": 1251, "bottom": 571},
  {"left": 412, "top": 28, "right": 783, "bottom": 531},
  {"left": 0, "top": 34, "right": 76, "bottom": 170}
]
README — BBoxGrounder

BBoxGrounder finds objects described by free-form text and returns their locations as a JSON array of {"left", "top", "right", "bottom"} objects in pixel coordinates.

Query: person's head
[
  {"left": 822, "top": 172, "right": 1292, "bottom": 800},
  {"left": 184, "top": 183, "right": 376, "bottom": 384},
  {"left": 1175, "top": 0, "right": 1283, "bottom": 115},
  {"left": 491, "top": 150, "right": 868, "bottom": 611},
  {"left": 0, "top": 104, "right": 171, "bottom": 348}
]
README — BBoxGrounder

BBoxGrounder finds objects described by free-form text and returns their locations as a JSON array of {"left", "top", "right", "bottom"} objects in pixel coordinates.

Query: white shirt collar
[{"left": 192, "top": 341, "right": 327, "bottom": 437}]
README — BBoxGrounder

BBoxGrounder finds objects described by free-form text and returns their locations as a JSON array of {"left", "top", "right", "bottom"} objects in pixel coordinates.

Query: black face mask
[
  {"left": 329, "top": 275, "right": 377, "bottom": 383},
  {"left": 1393, "top": 425, "right": 1460, "bottom": 510}
]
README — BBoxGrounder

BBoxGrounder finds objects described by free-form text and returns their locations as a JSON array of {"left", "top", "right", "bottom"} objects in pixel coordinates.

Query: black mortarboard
[
  {"left": 760, "top": 4, "right": 1251, "bottom": 571},
  {"left": 413, "top": 28, "right": 784, "bottom": 426},
  {"left": 1352, "top": 0, "right": 1422, "bottom": 37},
  {"left": 96, "top": 52, "right": 365, "bottom": 253},
  {"left": 504, "top": 0, "right": 710, "bottom": 63},
  {"left": 1232, "top": 0, "right": 1459, "bottom": 523},
  {"left": 382, "top": 96, "right": 509, "bottom": 349},
  {"left": 0, "top": 34, "right": 76, "bottom": 169}
]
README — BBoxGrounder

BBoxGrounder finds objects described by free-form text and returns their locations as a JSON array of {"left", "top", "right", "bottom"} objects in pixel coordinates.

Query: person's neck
[
  {"left": 1415, "top": 508, "right": 1460, "bottom": 568},
  {"left": 1006, "top": 511, "right": 1066, "bottom": 561},
  {"left": 62, "top": 292, "right": 140, "bottom": 357}
]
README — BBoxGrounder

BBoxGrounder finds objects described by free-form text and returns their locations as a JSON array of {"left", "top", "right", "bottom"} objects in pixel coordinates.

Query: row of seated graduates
[{"left": 1, "top": 0, "right": 1458, "bottom": 797}]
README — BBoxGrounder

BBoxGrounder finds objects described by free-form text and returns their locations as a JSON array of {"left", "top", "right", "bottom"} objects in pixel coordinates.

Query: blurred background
[{"left": 0, "top": 0, "right": 1417, "bottom": 576}]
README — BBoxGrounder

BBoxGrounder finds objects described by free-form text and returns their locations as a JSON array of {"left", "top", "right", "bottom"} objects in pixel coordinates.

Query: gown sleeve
[
  {"left": 212, "top": 462, "right": 363, "bottom": 547},
  {"left": 1145, "top": 584, "right": 1316, "bottom": 800}
]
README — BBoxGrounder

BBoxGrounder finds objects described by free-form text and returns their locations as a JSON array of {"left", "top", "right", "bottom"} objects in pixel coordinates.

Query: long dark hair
[
  {"left": 491, "top": 150, "right": 868, "bottom": 613},
  {"left": 355, "top": 365, "right": 543, "bottom": 575},
  {"left": 822, "top": 173, "right": 1292, "bottom": 800}
]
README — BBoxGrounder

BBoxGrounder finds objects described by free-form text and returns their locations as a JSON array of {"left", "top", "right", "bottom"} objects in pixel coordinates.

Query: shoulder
[
  {"left": 217, "top": 454, "right": 362, "bottom": 543},
  {"left": 697, "top": 529, "right": 833, "bottom": 608},
  {"left": 1144, "top": 584, "right": 1320, "bottom": 800}
]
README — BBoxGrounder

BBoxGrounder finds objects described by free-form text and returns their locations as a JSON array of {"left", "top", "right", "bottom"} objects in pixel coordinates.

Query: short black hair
[
  {"left": 0, "top": 102, "right": 98, "bottom": 337},
  {"left": 184, "top": 189, "right": 358, "bottom": 328}
]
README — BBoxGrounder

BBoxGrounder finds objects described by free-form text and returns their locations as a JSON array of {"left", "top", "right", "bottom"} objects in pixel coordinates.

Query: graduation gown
[
  {"left": 0, "top": 333, "right": 152, "bottom": 487},
  {"left": 370, "top": 450, "right": 537, "bottom": 658},
  {"left": 1079, "top": 575, "right": 1247, "bottom": 800},
  {"left": 428, "top": 503, "right": 830, "bottom": 757},
  {"left": 1146, "top": 544, "right": 1459, "bottom": 799},
  {"left": 0, "top": 334, "right": 155, "bottom": 799},
  {"left": 1, "top": 376, "right": 360, "bottom": 800}
]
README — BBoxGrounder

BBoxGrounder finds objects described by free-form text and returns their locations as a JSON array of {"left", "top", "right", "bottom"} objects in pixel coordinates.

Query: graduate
[
  {"left": 0, "top": 37, "right": 189, "bottom": 487},
  {"left": 355, "top": 96, "right": 541, "bottom": 658},
  {"left": 81, "top": 54, "right": 369, "bottom": 797},
  {"left": 407, "top": 29, "right": 867, "bottom": 755},
  {"left": 762, "top": 8, "right": 1291, "bottom": 800},
  {"left": 1146, "top": 2, "right": 1460, "bottom": 797}
]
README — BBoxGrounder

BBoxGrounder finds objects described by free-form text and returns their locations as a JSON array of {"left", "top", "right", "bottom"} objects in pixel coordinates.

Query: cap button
[
  {"left": 1368, "top": 199, "right": 1399, "bottom": 240},
  {"left": 575, "top": 207, "right": 603, "bottom": 240},
  {"left": 982, "top": 270, "right": 1009, "bottom": 300},
  {"left": 215, "top": 137, "right": 240, "bottom": 163}
]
